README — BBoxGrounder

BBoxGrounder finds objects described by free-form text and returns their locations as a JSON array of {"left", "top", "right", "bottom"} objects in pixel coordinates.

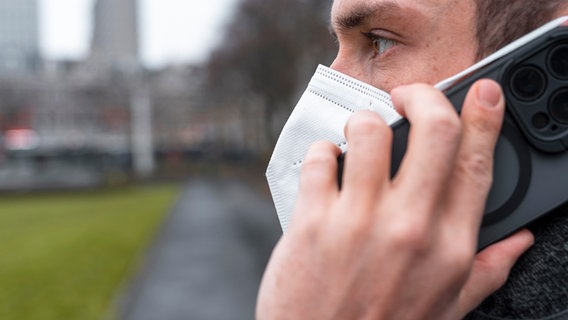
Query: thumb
[{"left": 457, "top": 229, "right": 535, "bottom": 317}]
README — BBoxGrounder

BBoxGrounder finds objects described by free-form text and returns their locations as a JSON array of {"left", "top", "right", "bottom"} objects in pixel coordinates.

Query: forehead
[
  {"left": 331, "top": 0, "right": 465, "bottom": 28},
  {"left": 332, "top": 0, "right": 455, "bottom": 13}
]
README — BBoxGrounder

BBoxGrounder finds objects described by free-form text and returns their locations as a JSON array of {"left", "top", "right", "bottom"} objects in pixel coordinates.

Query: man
[{"left": 257, "top": 0, "right": 568, "bottom": 319}]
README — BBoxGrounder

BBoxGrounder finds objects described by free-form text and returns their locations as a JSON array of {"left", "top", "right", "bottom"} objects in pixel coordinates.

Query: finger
[
  {"left": 457, "top": 229, "right": 534, "bottom": 317},
  {"left": 445, "top": 79, "right": 505, "bottom": 234},
  {"left": 341, "top": 110, "right": 392, "bottom": 204},
  {"left": 390, "top": 84, "right": 462, "bottom": 213},
  {"left": 292, "top": 141, "right": 341, "bottom": 224}
]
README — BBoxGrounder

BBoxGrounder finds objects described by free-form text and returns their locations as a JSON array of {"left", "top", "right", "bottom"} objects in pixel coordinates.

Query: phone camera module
[
  {"left": 549, "top": 88, "right": 568, "bottom": 124},
  {"left": 509, "top": 65, "right": 547, "bottom": 101},
  {"left": 549, "top": 44, "right": 568, "bottom": 79}
]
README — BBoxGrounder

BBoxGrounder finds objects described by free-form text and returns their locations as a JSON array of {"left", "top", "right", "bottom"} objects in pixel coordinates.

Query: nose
[{"left": 329, "top": 53, "right": 370, "bottom": 84}]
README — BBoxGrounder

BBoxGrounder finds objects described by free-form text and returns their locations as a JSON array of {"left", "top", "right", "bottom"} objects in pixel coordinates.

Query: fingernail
[{"left": 476, "top": 80, "right": 502, "bottom": 108}]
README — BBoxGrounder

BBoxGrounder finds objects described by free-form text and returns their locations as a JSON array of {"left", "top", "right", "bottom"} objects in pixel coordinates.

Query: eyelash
[{"left": 364, "top": 33, "right": 397, "bottom": 57}]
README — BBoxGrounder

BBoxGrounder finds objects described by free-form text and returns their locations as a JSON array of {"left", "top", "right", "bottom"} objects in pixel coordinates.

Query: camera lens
[
  {"left": 509, "top": 65, "right": 547, "bottom": 101},
  {"left": 549, "top": 88, "right": 568, "bottom": 124},
  {"left": 549, "top": 44, "right": 568, "bottom": 79},
  {"left": 532, "top": 112, "right": 550, "bottom": 129}
]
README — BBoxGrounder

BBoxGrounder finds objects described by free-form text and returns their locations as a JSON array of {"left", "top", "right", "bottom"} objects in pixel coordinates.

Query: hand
[{"left": 256, "top": 79, "right": 534, "bottom": 319}]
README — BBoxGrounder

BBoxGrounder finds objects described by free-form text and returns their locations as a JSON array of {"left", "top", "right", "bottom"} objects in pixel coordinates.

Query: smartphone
[{"left": 338, "top": 17, "right": 568, "bottom": 250}]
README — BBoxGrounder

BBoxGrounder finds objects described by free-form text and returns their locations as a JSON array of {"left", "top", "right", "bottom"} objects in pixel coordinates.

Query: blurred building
[
  {"left": 90, "top": 0, "right": 140, "bottom": 71},
  {"left": 0, "top": 0, "right": 262, "bottom": 189},
  {"left": 0, "top": 0, "right": 40, "bottom": 74}
]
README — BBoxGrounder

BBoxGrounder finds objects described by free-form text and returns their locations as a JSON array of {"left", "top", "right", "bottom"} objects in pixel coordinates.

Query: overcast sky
[{"left": 38, "top": 0, "right": 238, "bottom": 68}]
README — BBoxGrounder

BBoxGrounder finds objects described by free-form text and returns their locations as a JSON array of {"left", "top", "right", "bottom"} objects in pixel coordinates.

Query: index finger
[{"left": 390, "top": 84, "right": 463, "bottom": 213}]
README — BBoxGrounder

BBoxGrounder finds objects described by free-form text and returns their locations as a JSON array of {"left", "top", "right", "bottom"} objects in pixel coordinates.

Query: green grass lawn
[{"left": 0, "top": 184, "right": 180, "bottom": 320}]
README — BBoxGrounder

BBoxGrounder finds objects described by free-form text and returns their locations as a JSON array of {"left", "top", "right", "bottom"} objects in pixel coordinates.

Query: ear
[{"left": 558, "top": 3, "right": 568, "bottom": 18}]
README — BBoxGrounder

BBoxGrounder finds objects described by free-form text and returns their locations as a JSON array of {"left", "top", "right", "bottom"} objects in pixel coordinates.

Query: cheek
[
  {"left": 369, "top": 60, "right": 446, "bottom": 92},
  {"left": 404, "top": 45, "right": 476, "bottom": 86},
  {"left": 433, "top": 47, "right": 477, "bottom": 80},
  {"left": 431, "top": 31, "right": 478, "bottom": 77}
]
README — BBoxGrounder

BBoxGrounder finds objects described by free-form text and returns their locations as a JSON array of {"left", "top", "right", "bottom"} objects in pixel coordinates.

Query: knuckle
[
  {"left": 344, "top": 211, "right": 374, "bottom": 236},
  {"left": 417, "top": 109, "right": 463, "bottom": 149},
  {"left": 427, "top": 108, "right": 462, "bottom": 137},
  {"left": 469, "top": 113, "right": 497, "bottom": 135},
  {"left": 387, "top": 221, "right": 432, "bottom": 253},
  {"left": 303, "top": 142, "right": 338, "bottom": 169},
  {"left": 348, "top": 112, "right": 388, "bottom": 137},
  {"left": 457, "top": 152, "right": 493, "bottom": 189},
  {"left": 303, "top": 152, "right": 336, "bottom": 168},
  {"left": 437, "top": 246, "right": 475, "bottom": 282},
  {"left": 448, "top": 247, "right": 474, "bottom": 272}
]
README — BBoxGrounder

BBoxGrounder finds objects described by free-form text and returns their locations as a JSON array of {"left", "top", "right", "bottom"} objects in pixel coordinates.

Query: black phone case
[
  {"left": 395, "top": 25, "right": 568, "bottom": 250},
  {"left": 339, "top": 24, "right": 568, "bottom": 250}
]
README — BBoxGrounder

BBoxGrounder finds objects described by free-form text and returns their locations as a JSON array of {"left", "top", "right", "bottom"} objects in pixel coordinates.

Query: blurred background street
[
  {"left": 119, "top": 177, "right": 280, "bottom": 320},
  {"left": 0, "top": 0, "right": 336, "bottom": 319}
]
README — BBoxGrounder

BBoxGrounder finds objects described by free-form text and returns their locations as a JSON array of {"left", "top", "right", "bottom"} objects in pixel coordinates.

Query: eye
[
  {"left": 363, "top": 31, "right": 398, "bottom": 58},
  {"left": 371, "top": 37, "right": 396, "bottom": 56}
]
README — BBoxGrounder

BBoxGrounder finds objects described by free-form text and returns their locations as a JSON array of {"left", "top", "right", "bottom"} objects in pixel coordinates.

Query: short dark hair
[{"left": 475, "top": 0, "right": 567, "bottom": 59}]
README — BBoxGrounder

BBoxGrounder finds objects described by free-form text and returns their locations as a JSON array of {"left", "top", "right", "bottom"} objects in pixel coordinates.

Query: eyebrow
[{"left": 332, "top": 1, "right": 402, "bottom": 33}]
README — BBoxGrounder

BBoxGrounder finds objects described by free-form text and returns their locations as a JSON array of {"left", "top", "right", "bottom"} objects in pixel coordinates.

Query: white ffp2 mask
[{"left": 265, "top": 65, "right": 402, "bottom": 231}]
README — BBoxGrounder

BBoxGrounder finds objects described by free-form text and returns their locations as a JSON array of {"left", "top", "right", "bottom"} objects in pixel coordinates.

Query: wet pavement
[{"left": 119, "top": 177, "right": 281, "bottom": 320}]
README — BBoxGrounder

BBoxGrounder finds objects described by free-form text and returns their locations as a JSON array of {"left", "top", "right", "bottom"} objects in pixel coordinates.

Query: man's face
[{"left": 330, "top": 0, "right": 478, "bottom": 92}]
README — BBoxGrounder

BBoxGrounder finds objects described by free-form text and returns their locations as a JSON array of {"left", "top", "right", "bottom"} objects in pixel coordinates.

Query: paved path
[{"left": 120, "top": 177, "right": 281, "bottom": 320}]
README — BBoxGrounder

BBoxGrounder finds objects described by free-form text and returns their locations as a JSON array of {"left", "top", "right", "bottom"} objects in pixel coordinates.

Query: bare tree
[{"left": 204, "top": 0, "right": 336, "bottom": 149}]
